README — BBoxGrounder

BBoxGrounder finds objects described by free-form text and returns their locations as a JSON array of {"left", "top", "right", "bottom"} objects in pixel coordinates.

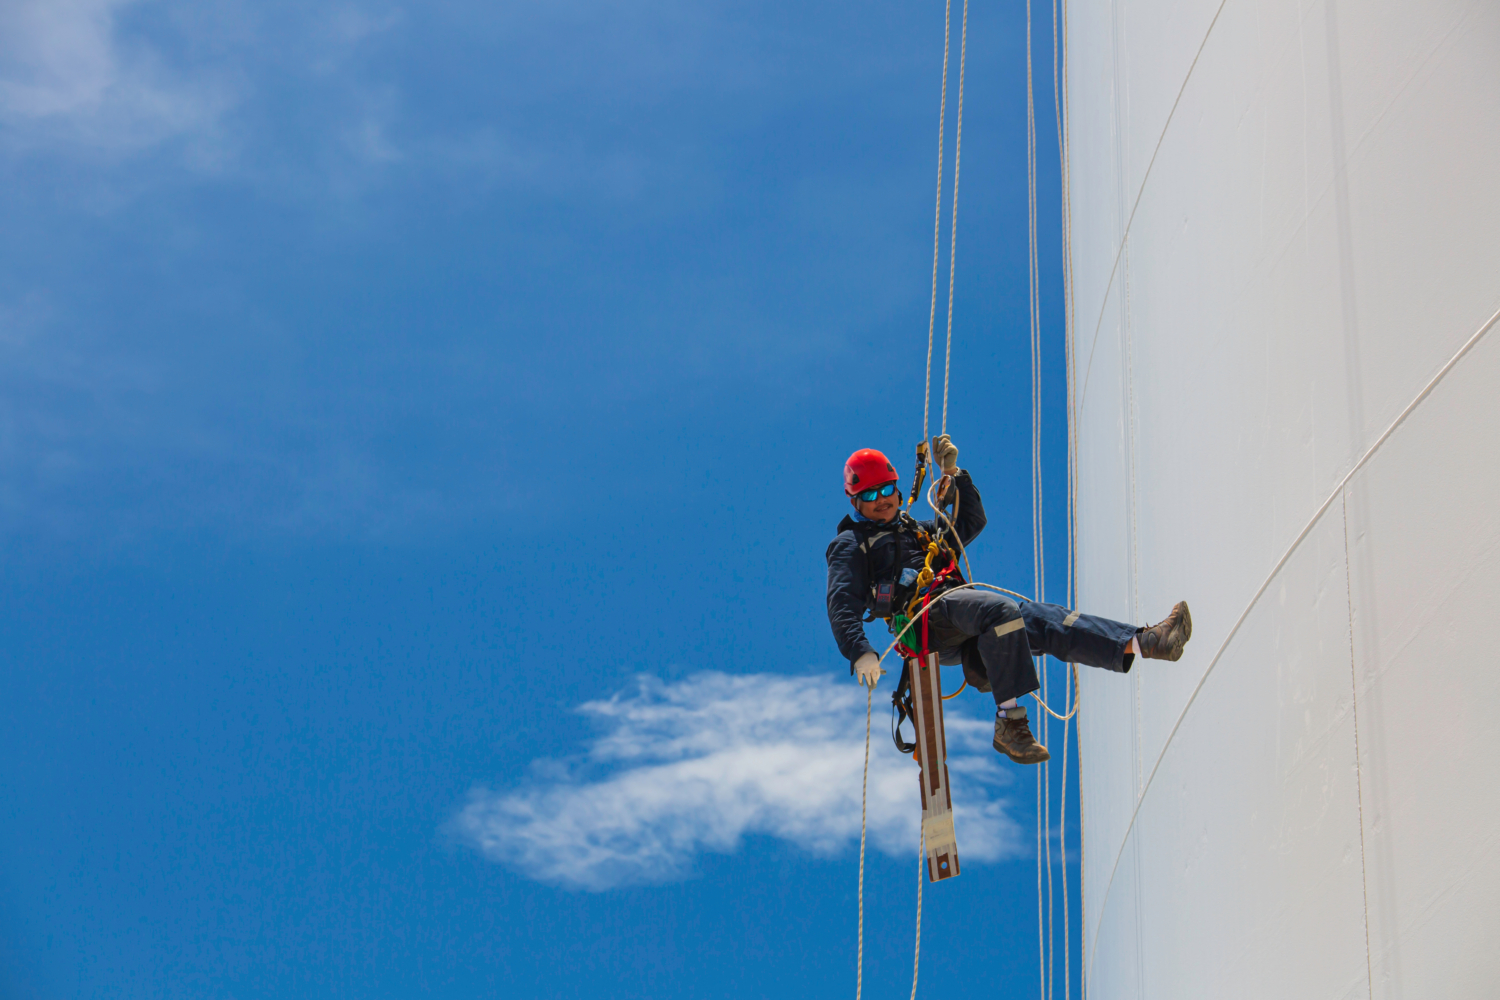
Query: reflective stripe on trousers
[{"left": 924, "top": 590, "right": 1137, "bottom": 705}]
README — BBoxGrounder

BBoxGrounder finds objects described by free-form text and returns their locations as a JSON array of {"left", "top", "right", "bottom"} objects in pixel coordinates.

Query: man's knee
[
  {"left": 973, "top": 596, "right": 1027, "bottom": 651},
  {"left": 974, "top": 594, "right": 1023, "bottom": 633},
  {"left": 930, "top": 590, "right": 1021, "bottom": 645}
]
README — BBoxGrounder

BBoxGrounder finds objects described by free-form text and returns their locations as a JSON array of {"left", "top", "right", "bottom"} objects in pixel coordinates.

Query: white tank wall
[{"left": 1065, "top": 0, "right": 1500, "bottom": 996}]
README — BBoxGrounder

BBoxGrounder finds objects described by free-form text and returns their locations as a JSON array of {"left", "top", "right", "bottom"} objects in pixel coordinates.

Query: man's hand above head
[
  {"left": 931, "top": 434, "right": 959, "bottom": 473},
  {"left": 854, "top": 652, "right": 885, "bottom": 689}
]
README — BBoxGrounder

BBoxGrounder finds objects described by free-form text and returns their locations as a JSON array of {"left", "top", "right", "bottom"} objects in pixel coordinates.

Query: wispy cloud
[
  {"left": 0, "top": 0, "right": 228, "bottom": 152},
  {"left": 0, "top": 1, "right": 409, "bottom": 163},
  {"left": 448, "top": 671, "right": 1021, "bottom": 891}
]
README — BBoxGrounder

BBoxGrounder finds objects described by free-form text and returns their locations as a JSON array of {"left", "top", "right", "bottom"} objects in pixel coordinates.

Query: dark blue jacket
[{"left": 824, "top": 469, "right": 987, "bottom": 664}]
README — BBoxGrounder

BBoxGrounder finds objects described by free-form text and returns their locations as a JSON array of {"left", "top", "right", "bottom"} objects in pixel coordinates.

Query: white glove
[
  {"left": 854, "top": 652, "right": 885, "bottom": 689},
  {"left": 931, "top": 434, "right": 959, "bottom": 473}
]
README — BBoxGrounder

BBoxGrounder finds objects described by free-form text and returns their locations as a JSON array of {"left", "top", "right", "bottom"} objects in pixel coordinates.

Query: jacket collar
[{"left": 838, "top": 510, "right": 913, "bottom": 534}]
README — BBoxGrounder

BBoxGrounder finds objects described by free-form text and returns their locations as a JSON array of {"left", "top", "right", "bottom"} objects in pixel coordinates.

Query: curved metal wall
[{"left": 1066, "top": 1, "right": 1500, "bottom": 996}]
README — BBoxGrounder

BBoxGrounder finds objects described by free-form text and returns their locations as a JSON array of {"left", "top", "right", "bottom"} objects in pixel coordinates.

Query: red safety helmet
[{"left": 844, "top": 448, "right": 899, "bottom": 496}]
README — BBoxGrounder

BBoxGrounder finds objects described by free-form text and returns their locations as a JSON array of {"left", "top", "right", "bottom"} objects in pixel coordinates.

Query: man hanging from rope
[{"left": 825, "top": 437, "right": 1191, "bottom": 764}]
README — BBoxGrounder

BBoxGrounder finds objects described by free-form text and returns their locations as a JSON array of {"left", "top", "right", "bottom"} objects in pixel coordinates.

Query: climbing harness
[{"left": 887, "top": 523, "right": 968, "bottom": 754}]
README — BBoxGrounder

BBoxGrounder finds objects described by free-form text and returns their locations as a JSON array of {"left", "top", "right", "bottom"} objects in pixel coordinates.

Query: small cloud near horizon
[{"left": 447, "top": 670, "right": 1023, "bottom": 891}]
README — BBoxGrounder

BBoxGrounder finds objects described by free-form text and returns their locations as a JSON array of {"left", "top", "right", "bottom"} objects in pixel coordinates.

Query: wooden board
[{"left": 907, "top": 652, "right": 959, "bottom": 882}]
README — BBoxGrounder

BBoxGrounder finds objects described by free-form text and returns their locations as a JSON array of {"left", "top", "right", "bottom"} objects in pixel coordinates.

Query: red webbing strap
[
  {"left": 895, "top": 560, "right": 958, "bottom": 662},
  {"left": 921, "top": 590, "right": 930, "bottom": 659}
]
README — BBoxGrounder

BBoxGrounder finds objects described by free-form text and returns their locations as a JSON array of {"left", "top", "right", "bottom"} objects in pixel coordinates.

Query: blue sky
[{"left": 0, "top": 1, "right": 1082, "bottom": 997}]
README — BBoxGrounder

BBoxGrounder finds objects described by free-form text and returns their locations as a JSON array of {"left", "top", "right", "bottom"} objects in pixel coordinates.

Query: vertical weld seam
[{"left": 1343, "top": 491, "right": 1376, "bottom": 995}]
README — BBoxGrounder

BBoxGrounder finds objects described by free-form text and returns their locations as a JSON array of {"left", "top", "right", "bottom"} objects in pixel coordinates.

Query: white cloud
[
  {"left": 0, "top": 0, "right": 225, "bottom": 151},
  {"left": 448, "top": 671, "right": 1022, "bottom": 891}
]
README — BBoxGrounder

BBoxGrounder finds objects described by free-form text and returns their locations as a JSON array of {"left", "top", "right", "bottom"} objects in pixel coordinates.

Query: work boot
[
  {"left": 1137, "top": 600, "right": 1192, "bottom": 661},
  {"left": 993, "top": 706, "right": 1050, "bottom": 765}
]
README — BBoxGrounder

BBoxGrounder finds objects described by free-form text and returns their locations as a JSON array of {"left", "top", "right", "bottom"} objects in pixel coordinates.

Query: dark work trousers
[{"left": 921, "top": 589, "right": 1138, "bottom": 705}]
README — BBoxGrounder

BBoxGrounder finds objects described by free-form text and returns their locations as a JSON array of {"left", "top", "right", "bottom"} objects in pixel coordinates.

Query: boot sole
[
  {"left": 1146, "top": 601, "right": 1193, "bottom": 661},
  {"left": 1165, "top": 601, "right": 1192, "bottom": 661},
  {"left": 994, "top": 739, "right": 1051, "bottom": 765}
]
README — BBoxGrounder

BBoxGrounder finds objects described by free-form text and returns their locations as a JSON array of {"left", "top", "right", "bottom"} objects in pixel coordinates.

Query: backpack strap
[{"left": 856, "top": 518, "right": 907, "bottom": 620}]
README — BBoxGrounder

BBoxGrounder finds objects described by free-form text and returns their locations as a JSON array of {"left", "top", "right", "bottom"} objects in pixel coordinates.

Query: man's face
[{"left": 852, "top": 483, "right": 901, "bottom": 522}]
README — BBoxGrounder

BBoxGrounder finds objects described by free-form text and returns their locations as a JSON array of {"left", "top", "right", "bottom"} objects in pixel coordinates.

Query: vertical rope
[
  {"left": 1342, "top": 494, "right": 1377, "bottom": 993},
  {"left": 1053, "top": 0, "right": 1080, "bottom": 991},
  {"left": 1057, "top": 0, "right": 1084, "bottom": 988},
  {"left": 1060, "top": 667, "right": 1075, "bottom": 1000},
  {"left": 1037, "top": 755, "right": 1046, "bottom": 1000},
  {"left": 1059, "top": 0, "right": 1076, "bottom": 611},
  {"left": 941, "top": 0, "right": 970, "bottom": 436},
  {"left": 856, "top": 687, "right": 872, "bottom": 1000},
  {"left": 1077, "top": 704, "right": 1089, "bottom": 1000},
  {"left": 873, "top": 1, "right": 965, "bottom": 993},
  {"left": 1025, "top": 0, "right": 1055, "bottom": 995},
  {"left": 910, "top": 829, "right": 924, "bottom": 1000},
  {"left": 924, "top": 0, "right": 954, "bottom": 450}
]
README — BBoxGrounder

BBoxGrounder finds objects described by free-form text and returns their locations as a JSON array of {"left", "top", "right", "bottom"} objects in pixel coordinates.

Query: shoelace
[{"left": 1000, "top": 714, "right": 1037, "bottom": 744}]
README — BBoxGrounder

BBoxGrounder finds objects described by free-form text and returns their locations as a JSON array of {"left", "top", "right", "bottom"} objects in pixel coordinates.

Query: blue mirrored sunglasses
[{"left": 856, "top": 482, "right": 899, "bottom": 503}]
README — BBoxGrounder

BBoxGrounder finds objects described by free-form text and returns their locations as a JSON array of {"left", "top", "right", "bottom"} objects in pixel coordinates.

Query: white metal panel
[
  {"left": 1066, "top": 0, "right": 1131, "bottom": 342},
  {"left": 1067, "top": 0, "right": 1500, "bottom": 995},
  {"left": 1101, "top": 0, "right": 1222, "bottom": 216},
  {"left": 1345, "top": 328, "right": 1500, "bottom": 999},
  {"left": 1087, "top": 832, "right": 1146, "bottom": 1000},
  {"left": 1090, "top": 513, "right": 1370, "bottom": 998},
  {"left": 1074, "top": 274, "right": 1145, "bottom": 947}
]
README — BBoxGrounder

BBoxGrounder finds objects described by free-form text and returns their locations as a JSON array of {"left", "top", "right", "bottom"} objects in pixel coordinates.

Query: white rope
[
  {"left": 902, "top": 1, "right": 968, "bottom": 991},
  {"left": 923, "top": 0, "right": 954, "bottom": 453},
  {"left": 923, "top": 0, "right": 969, "bottom": 447},
  {"left": 1033, "top": 664, "right": 1079, "bottom": 721},
  {"left": 941, "top": 0, "right": 969, "bottom": 438},
  {"left": 849, "top": 0, "right": 974, "bottom": 991},
  {"left": 1027, "top": 0, "right": 1044, "bottom": 617},
  {"left": 1025, "top": 0, "right": 1057, "bottom": 992},
  {"left": 1037, "top": 742, "right": 1046, "bottom": 1000},
  {"left": 877, "top": 1, "right": 955, "bottom": 981},
  {"left": 1060, "top": 665, "right": 1077, "bottom": 1000},
  {"left": 1055, "top": 0, "right": 1083, "bottom": 990},
  {"left": 910, "top": 830, "right": 924, "bottom": 1000},
  {"left": 1342, "top": 494, "right": 1377, "bottom": 992},
  {"left": 856, "top": 685, "right": 872, "bottom": 1000}
]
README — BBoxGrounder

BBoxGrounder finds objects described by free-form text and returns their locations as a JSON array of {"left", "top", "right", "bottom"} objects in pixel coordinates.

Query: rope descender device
[
  {"left": 907, "top": 441, "right": 929, "bottom": 508},
  {"left": 933, "top": 469, "right": 955, "bottom": 508}
]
